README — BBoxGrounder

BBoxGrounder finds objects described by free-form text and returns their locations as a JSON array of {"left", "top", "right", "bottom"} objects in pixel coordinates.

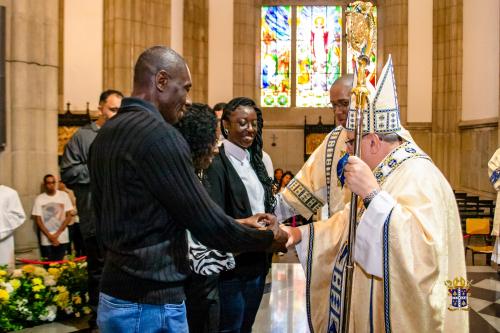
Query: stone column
[
  {"left": 0, "top": 0, "right": 60, "bottom": 256},
  {"left": 183, "top": 0, "right": 208, "bottom": 103},
  {"left": 432, "top": 0, "right": 462, "bottom": 187},
  {"left": 378, "top": 0, "right": 408, "bottom": 124},
  {"left": 233, "top": 0, "right": 259, "bottom": 101},
  {"left": 103, "top": 0, "right": 171, "bottom": 96}
]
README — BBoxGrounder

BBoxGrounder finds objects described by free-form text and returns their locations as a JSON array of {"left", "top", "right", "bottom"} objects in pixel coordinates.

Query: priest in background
[{"left": 0, "top": 185, "right": 25, "bottom": 269}]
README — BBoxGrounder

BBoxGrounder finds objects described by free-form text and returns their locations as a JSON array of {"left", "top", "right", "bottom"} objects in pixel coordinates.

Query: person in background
[
  {"left": 0, "top": 185, "right": 26, "bottom": 269},
  {"left": 32, "top": 174, "right": 74, "bottom": 261},
  {"left": 278, "top": 171, "right": 294, "bottom": 193},
  {"left": 272, "top": 168, "right": 283, "bottom": 195},
  {"left": 60, "top": 89, "right": 123, "bottom": 330},
  {"left": 487, "top": 148, "right": 500, "bottom": 267},
  {"left": 176, "top": 103, "right": 235, "bottom": 333},
  {"left": 213, "top": 102, "right": 227, "bottom": 146},
  {"left": 57, "top": 180, "right": 82, "bottom": 256},
  {"left": 205, "top": 97, "right": 276, "bottom": 333}
]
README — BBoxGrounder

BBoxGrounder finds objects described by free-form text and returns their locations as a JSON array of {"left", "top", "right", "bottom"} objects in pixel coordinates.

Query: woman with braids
[
  {"left": 176, "top": 103, "right": 236, "bottom": 333},
  {"left": 204, "top": 97, "right": 276, "bottom": 333}
]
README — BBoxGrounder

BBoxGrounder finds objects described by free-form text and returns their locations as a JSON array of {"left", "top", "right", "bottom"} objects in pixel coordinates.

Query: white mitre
[{"left": 346, "top": 55, "right": 412, "bottom": 142}]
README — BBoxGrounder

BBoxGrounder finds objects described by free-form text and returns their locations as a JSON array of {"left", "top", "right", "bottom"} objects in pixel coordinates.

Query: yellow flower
[
  {"left": 34, "top": 266, "right": 47, "bottom": 276},
  {"left": 0, "top": 270, "right": 7, "bottom": 276},
  {"left": 35, "top": 293, "right": 41, "bottom": 299},
  {"left": 0, "top": 289, "right": 9, "bottom": 302},
  {"left": 56, "top": 286, "right": 67, "bottom": 293},
  {"left": 22, "top": 265, "right": 36, "bottom": 274},
  {"left": 32, "top": 284, "right": 45, "bottom": 292},
  {"left": 48, "top": 268, "right": 60, "bottom": 277},
  {"left": 83, "top": 306, "right": 92, "bottom": 314},
  {"left": 10, "top": 279, "right": 21, "bottom": 290},
  {"left": 32, "top": 277, "right": 43, "bottom": 285},
  {"left": 68, "top": 261, "right": 76, "bottom": 268},
  {"left": 72, "top": 295, "right": 82, "bottom": 305}
]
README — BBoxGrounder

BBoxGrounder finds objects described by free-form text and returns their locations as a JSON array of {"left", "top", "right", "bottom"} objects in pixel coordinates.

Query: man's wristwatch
[{"left": 363, "top": 189, "right": 380, "bottom": 208}]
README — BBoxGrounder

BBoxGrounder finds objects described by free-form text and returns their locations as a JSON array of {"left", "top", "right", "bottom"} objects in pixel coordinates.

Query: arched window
[{"left": 260, "top": 2, "right": 377, "bottom": 108}]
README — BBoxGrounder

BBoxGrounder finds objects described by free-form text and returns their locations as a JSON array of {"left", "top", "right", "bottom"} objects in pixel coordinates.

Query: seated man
[{"left": 285, "top": 56, "right": 468, "bottom": 333}]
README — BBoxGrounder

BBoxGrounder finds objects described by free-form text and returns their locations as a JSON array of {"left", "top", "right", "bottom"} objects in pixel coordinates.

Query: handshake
[{"left": 238, "top": 213, "right": 289, "bottom": 253}]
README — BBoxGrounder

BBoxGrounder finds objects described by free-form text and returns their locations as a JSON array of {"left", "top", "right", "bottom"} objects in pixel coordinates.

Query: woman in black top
[
  {"left": 176, "top": 103, "right": 235, "bottom": 333},
  {"left": 205, "top": 97, "right": 275, "bottom": 333}
]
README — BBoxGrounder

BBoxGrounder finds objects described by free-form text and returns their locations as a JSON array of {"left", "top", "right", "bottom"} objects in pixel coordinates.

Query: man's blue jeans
[{"left": 97, "top": 292, "right": 189, "bottom": 333}]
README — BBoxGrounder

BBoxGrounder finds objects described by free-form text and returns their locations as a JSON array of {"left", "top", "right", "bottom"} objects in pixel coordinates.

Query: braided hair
[
  {"left": 221, "top": 97, "right": 276, "bottom": 213},
  {"left": 175, "top": 103, "right": 217, "bottom": 172}
]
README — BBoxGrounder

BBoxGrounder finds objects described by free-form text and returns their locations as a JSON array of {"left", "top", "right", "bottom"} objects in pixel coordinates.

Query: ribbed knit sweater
[{"left": 89, "top": 97, "right": 274, "bottom": 304}]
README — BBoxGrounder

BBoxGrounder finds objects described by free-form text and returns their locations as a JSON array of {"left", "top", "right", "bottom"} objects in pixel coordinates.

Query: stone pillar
[
  {"left": 103, "top": 0, "right": 171, "bottom": 96},
  {"left": 0, "top": 0, "right": 60, "bottom": 255},
  {"left": 378, "top": 0, "right": 408, "bottom": 124},
  {"left": 183, "top": 0, "right": 208, "bottom": 103},
  {"left": 233, "top": 0, "right": 259, "bottom": 101},
  {"left": 432, "top": 0, "right": 462, "bottom": 187}
]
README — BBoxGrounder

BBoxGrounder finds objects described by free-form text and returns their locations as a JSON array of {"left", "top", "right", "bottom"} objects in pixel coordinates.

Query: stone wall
[
  {"left": 103, "top": 0, "right": 171, "bottom": 96},
  {"left": 233, "top": 0, "right": 259, "bottom": 100},
  {"left": 183, "top": 0, "right": 208, "bottom": 103},
  {"left": 459, "top": 120, "right": 497, "bottom": 198},
  {"left": 0, "top": 0, "right": 60, "bottom": 255},
  {"left": 431, "top": 0, "right": 462, "bottom": 188}
]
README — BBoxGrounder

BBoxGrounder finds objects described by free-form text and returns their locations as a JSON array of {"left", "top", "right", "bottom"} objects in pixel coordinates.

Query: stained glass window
[
  {"left": 346, "top": 6, "right": 377, "bottom": 89},
  {"left": 296, "top": 6, "right": 342, "bottom": 107},
  {"left": 260, "top": 6, "right": 292, "bottom": 107},
  {"left": 260, "top": 3, "right": 377, "bottom": 108}
]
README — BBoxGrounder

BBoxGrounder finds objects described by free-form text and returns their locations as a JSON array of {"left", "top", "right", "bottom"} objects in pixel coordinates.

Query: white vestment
[
  {"left": 0, "top": 185, "right": 26, "bottom": 269},
  {"left": 487, "top": 148, "right": 500, "bottom": 262},
  {"left": 295, "top": 141, "right": 468, "bottom": 333}
]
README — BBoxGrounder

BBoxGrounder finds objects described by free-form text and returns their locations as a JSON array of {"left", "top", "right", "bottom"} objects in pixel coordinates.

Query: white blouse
[{"left": 224, "top": 140, "right": 266, "bottom": 214}]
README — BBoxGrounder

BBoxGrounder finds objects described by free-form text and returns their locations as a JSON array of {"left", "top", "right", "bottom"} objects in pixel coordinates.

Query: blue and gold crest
[{"left": 445, "top": 277, "right": 471, "bottom": 311}]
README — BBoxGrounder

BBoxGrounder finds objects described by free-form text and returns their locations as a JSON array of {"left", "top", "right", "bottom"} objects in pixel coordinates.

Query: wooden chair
[{"left": 465, "top": 218, "right": 493, "bottom": 265}]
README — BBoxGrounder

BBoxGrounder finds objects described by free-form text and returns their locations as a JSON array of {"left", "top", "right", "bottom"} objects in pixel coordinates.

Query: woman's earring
[{"left": 224, "top": 128, "right": 228, "bottom": 135}]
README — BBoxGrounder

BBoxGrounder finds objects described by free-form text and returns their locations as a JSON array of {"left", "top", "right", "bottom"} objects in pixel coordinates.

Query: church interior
[{"left": 0, "top": 0, "right": 499, "bottom": 332}]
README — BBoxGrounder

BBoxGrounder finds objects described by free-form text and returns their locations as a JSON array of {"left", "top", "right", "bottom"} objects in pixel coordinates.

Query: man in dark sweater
[
  {"left": 89, "top": 46, "right": 287, "bottom": 332},
  {"left": 60, "top": 89, "right": 123, "bottom": 330}
]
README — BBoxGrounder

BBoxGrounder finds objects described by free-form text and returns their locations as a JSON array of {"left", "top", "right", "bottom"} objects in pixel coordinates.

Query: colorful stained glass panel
[
  {"left": 296, "top": 6, "right": 342, "bottom": 107},
  {"left": 346, "top": 6, "right": 377, "bottom": 89},
  {"left": 261, "top": 6, "right": 291, "bottom": 107}
]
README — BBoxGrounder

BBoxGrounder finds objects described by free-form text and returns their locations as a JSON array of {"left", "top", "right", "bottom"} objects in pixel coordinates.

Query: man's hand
[
  {"left": 48, "top": 234, "right": 60, "bottom": 246},
  {"left": 280, "top": 225, "right": 302, "bottom": 247},
  {"left": 344, "top": 156, "right": 380, "bottom": 199}
]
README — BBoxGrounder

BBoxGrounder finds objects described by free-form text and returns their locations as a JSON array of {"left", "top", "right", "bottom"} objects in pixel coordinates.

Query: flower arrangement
[{"left": 0, "top": 260, "right": 90, "bottom": 332}]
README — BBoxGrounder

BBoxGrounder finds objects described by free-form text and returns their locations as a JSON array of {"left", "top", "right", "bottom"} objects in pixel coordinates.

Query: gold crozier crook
[{"left": 341, "top": 2, "right": 376, "bottom": 332}]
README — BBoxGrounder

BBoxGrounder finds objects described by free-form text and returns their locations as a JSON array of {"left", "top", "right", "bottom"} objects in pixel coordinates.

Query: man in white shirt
[
  {"left": 0, "top": 185, "right": 25, "bottom": 269},
  {"left": 32, "top": 174, "right": 74, "bottom": 261}
]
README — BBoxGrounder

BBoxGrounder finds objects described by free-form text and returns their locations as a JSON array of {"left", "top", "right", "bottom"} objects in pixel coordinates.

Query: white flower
[
  {"left": 3, "top": 282, "right": 13, "bottom": 293},
  {"left": 64, "top": 306, "right": 74, "bottom": 314},
  {"left": 39, "top": 305, "right": 57, "bottom": 322},
  {"left": 11, "top": 269, "right": 23, "bottom": 278},
  {"left": 43, "top": 275, "right": 56, "bottom": 286}
]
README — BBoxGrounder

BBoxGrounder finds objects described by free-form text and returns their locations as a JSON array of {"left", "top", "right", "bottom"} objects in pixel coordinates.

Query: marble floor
[{"left": 14, "top": 250, "right": 500, "bottom": 333}]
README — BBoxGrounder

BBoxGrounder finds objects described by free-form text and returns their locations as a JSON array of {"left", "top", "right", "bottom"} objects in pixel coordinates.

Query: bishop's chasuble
[{"left": 295, "top": 141, "right": 468, "bottom": 333}]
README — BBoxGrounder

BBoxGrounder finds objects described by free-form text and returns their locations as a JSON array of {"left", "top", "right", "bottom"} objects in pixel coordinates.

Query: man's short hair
[
  {"left": 43, "top": 174, "right": 55, "bottom": 183},
  {"left": 99, "top": 90, "right": 124, "bottom": 105}
]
